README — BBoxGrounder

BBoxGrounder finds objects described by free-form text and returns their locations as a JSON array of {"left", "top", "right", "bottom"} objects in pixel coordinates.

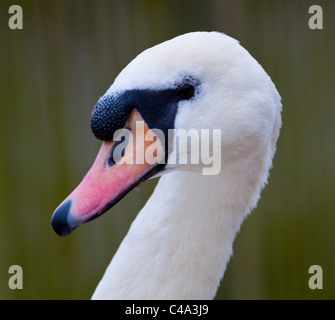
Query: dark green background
[{"left": 0, "top": 0, "right": 334, "bottom": 299}]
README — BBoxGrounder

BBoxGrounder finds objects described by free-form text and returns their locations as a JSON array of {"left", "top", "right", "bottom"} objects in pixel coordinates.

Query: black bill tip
[{"left": 51, "top": 200, "right": 76, "bottom": 237}]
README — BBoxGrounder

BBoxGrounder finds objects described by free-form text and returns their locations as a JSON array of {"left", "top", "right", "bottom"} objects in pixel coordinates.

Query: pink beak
[{"left": 51, "top": 110, "right": 164, "bottom": 236}]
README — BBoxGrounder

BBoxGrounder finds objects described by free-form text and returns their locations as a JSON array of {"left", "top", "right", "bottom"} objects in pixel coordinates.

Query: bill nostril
[{"left": 108, "top": 136, "right": 127, "bottom": 166}]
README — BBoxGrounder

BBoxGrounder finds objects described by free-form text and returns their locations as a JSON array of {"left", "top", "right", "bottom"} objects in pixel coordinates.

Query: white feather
[{"left": 92, "top": 31, "right": 282, "bottom": 300}]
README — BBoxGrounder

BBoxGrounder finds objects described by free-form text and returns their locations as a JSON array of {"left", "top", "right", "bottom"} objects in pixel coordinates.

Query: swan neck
[{"left": 92, "top": 150, "right": 268, "bottom": 299}]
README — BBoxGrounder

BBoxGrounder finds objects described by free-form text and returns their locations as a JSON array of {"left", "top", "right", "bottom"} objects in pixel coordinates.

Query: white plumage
[{"left": 90, "top": 32, "right": 282, "bottom": 299}]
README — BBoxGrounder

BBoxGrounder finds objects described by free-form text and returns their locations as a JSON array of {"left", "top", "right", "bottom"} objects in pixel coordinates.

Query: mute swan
[{"left": 51, "top": 31, "right": 282, "bottom": 299}]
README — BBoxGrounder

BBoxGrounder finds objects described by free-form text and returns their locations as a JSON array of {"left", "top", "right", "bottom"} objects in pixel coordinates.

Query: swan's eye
[{"left": 176, "top": 84, "right": 195, "bottom": 100}]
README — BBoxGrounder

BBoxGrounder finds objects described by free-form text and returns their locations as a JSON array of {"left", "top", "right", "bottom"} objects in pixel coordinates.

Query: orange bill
[{"left": 51, "top": 110, "right": 165, "bottom": 236}]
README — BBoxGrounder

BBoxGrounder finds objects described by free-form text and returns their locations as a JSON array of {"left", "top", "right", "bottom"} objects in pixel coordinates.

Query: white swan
[{"left": 51, "top": 31, "right": 282, "bottom": 299}]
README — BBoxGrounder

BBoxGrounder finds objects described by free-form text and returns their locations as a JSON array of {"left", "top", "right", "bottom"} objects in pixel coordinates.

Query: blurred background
[{"left": 0, "top": 0, "right": 334, "bottom": 299}]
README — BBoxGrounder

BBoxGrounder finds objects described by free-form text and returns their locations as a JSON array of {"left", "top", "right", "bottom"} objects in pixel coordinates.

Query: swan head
[{"left": 51, "top": 31, "right": 282, "bottom": 236}]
